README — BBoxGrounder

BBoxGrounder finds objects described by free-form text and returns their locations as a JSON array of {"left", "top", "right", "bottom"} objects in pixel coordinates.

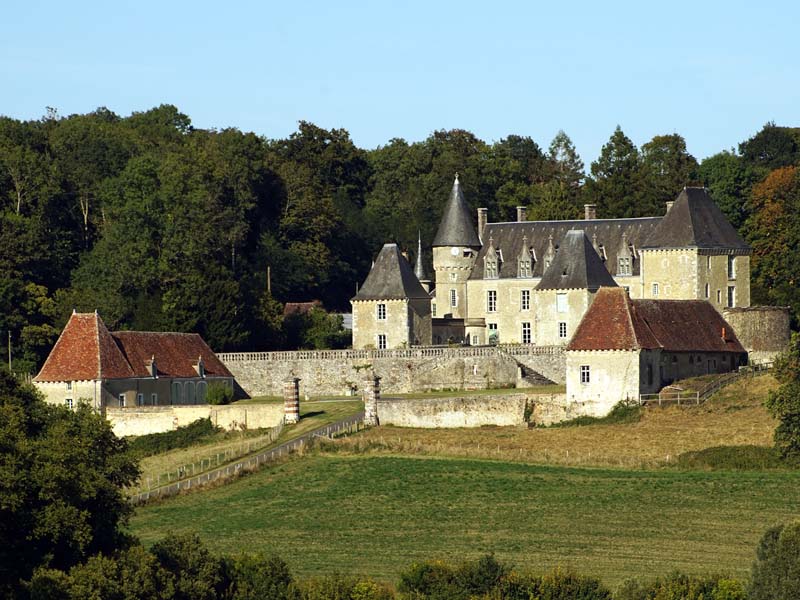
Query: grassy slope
[{"left": 130, "top": 454, "right": 800, "bottom": 585}]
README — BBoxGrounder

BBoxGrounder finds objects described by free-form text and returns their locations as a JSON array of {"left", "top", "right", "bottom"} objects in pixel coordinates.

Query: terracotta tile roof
[
  {"left": 568, "top": 287, "right": 746, "bottom": 354},
  {"left": 283, "top": 301, "right": 322, "bottom": 317},
  {"left": 33, "top": 312, "right": 232, "bottom": 382},
  {"left": 34, "top": 312, "right": 134, "bottom": 382}
]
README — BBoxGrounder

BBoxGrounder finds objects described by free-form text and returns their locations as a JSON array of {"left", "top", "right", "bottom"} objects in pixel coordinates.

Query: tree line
[{"left": 1, "top": 106, "right": 799, "bottom": 370}]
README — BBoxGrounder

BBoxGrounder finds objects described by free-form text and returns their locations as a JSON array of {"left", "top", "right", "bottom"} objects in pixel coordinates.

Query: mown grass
[
  {"left": 130, "top": 453, "right": 800, "bottom": 586},
  {"left": 135, "top": 399, "right": 363, "bottom": 489}
]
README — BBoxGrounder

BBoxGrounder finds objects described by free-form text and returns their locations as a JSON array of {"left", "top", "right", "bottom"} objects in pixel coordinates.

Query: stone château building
[{"left": 353, "top": 175, "right": 753, "bottom": 350}]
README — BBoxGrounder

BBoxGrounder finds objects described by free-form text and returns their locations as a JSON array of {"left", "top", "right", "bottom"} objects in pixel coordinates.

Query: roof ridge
[{"left": 94, "top": 313, "right": 103, "bottom": 379}]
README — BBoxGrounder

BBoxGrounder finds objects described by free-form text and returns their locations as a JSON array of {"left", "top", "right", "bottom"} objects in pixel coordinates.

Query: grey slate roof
[
  {"left": 641, "top": 187, "right": 750, "bottom": 251},
  {"left": 469, "top": 217, "right": 661, "bottom": 280},
  {"left": 432, "top": 175, "right": 481, "bottom": 248},
  {"left": 352, "top": 243, "right": 430, "bottom": 301},
  {"left": 414, "top": 233, "right": 427, "bottom": 281},
  {"left": 536, "top": 230, "right": 619, "bottom": 291}
]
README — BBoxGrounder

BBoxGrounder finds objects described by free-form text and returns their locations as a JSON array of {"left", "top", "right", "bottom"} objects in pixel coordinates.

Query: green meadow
[{"left": 130, "top": 454, "right": 800, "bottom": 586}]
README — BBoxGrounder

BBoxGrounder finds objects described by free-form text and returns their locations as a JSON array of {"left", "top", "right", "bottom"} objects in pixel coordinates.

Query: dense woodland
[{"left": 1, "top": 105, "right": 800, "bottom": 371}]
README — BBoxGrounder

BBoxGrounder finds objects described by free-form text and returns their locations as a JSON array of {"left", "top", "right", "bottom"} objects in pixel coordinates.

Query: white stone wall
[
  {"left": 565, "top": 350, "right": 641, "bottom": 416},
  {"left": 377, "top": 394, "right": 529, "bottom": 428},
  {"left": 35, "top": 379, "right": 106, "bottom": 410}
]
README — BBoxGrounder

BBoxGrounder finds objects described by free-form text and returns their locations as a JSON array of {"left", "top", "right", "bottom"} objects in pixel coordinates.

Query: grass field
[
  {"left": 130, "top": 453, "right": 800, "bottom": 586},
  {"left": 135, "top": 399, "right": 363, "bottom": 490}
]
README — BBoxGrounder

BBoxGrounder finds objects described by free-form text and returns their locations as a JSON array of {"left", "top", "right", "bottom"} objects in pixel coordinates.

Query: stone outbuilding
[
  {"left": 33, "top": 311, "right": 234, "bottom": 410},
  {"left": 351, "top": 243, "right": 432, "bottom": 349},
  {"left": 565, "top": 287, "right": 747, "bottom": 416}
]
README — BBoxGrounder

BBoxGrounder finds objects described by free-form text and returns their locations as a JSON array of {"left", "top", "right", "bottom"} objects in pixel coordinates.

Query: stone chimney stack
[
  {"left": 477, "top": 208, "right": 488, "bottom": 243},
  {"left": 283, "top": 377, "right": 300, "bottom": 424},
  {"left": 584, "top": 204, "right": 597, "bottom": 220},
  {"left": 516, "top": 206, "right": 527, "bottom": 222},
  {"left": 363, "top": 372, "right": 381, "bottom": 427},
  {"left": 666, "top": 200, "right": 675, "bottom": 213}
]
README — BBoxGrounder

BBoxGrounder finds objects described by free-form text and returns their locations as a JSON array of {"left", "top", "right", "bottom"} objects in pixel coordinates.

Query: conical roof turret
[
  {"left": 414, "top": 231, "right": 427, "bottom": 281},
  {"left": 432, "top": 174, "right": 481, "bottom": 248}
]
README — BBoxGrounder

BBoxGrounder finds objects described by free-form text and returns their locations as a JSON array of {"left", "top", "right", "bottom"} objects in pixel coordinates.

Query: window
[
  {"left": 522, "top": 322, "right": 531, "bottom": 344},
  {"left": 449, "top": 289, "right": 457, "bottom": 307},
  {"left": 118, "top": 394, "right": 126, "bottom": 408},
  {"left": 487, "top": 290, "right": 497, "bottom": 313},
  {"left": 185, "top": 381, "right": 196, "bottom": 404},
  {"left": 197, "top": 381, "right": 207, "bottom": 403},
  {"left": 556, "top": 293, "right": 568, "bottom": 313},
  {"left": 377, "top": 303, "right": 386, "bottom": 321},
  {"left": 65, "top": 398, "right": 73, "bottom": 409},
  {"left": 727, "top": 286, "right": 735, "bottom": 308},
  {"left": 521, "top": 289, "right": 530, "bottom": 311},
  {"left": 717, "top": 289, "right": 722, "bottom": 304},
  {"left": 137, "top": 393, "right": 144, "bottom": 406},
  {"left": 617, "top": 257, "right": 631, "bottom": 276},
  {"left": 558, "top": 322, "right": 567, "bottom": 339},
  {"left": 707, "top": 256, "right": 711, "bottom": 270},
  {"left": 488, "top": 323, "right": 498, "bottom": 344},
  {"left": 377, "top": 334, "right": 387, "bottom": 350},
  {"left": 580, "top": 365, "right": 590, "bottom": 384},
  {"left": 432, "top": 302, "right": 437, "bottom": 317},
  {"left": 652, "top": 283, "right": 659, "bottom": 297},
  {"left": 449, "top": 272, "right": 457, "bottom": 282},
  {"left": 471, "top": 335, "right": 479, "bottom": 346},
  {"left": 544, "top": 257, "right": 552, "bottom": 270},
  {"left": 171, "top": 382, "right": 182, "bottom": 405},
  {"left": 151, "top": 393, "right": 158, "bottom": 405},
  {"left": 484, "top": 257, "right": 499, "bottom": 279},
  {"left": 705, "top": 283, "right": 710, "bottom": 299},
  {"left": 66, "top": 381, "right": 72, "bottom": 391},
  {"left": 728, "top": 256, "right": 736, "bottom": 279}
]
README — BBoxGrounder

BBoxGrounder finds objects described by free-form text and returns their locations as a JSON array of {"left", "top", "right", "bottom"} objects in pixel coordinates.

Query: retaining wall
[
  {"left": 107, "top": 403, "right": 284, "bottom": 437},
  {"left": 723, "top": 306, "right": 791, "bottom": 363},
  {"left": 219, "top": 345, "right": 566, "bottom": 398}
]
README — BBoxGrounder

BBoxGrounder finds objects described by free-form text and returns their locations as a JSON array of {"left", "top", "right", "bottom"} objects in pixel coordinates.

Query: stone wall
[
  {"left": 106, "top": 403, "right": 284, "bottom": 437},
  {"left": 220, "top": 345, "right": 566, "bottom": 398},
  {"left": 723, "top": 306, "right": 791, "bottom": 363}
]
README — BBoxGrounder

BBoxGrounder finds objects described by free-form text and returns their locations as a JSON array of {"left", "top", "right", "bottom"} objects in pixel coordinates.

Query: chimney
[
  {"left": 516, "top": 206, "right": 527, "bottom": 222},
  {"left": 477, "top": 208, "right": 488, "bottom": 242},
  {"left": 584, "top": 204, "right": 597, "bottom": 220},
  {"left": 665, "top": 200, "right": 674, "bottom": 213},
  {"left": 721, "top": 326, "right": 727, "bottom": 341}
]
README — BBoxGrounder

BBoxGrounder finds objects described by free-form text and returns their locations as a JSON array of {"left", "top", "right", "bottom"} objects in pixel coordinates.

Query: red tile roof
[
  {"left": 33, "top": 313, "right": 232, "bottom": 382},
  {"left": 567, "top": 287, "right": 746, "bottom": 354}
]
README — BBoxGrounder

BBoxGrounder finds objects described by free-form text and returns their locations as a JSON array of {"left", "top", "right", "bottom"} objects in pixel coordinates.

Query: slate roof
[
  {"left": 535, "top": 230, "right": 619, "bottom": 291},
  {"left": 567, "top": 287, "right": 746, "bottom": 353},
  {"left": 432, "top": 175, "right": 481, "bottom": 248},
  {"left": 352, "top": 243, "right": 430, "bottom": 301},
  {"left": 414, "top": 233, "right": 427, "bottom": 281},
  {"left": 641, "top": 187, "right": 750, "bottom": 250},
  {"left": 470, "top": 217, "right": 661, "bottom": 280},
  {"left": 34, "top": 312, "right": 232, "bottom": 382}
]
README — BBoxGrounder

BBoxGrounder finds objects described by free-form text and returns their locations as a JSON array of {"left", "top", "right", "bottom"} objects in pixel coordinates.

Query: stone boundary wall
[
  {"left": 218, "top": 345, "right": 566, "bottom": 398},
  {"left": 107, "top": 403, "right": 284, "bottom": 437},
  {"left": 377, "top": 391, "right": 569, "bottom": 428},
  {"left": 722, "top": 306, "right": 791, "bottom": 363}
]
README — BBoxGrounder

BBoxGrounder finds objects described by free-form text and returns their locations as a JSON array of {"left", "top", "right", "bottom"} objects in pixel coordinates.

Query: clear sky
[{"left": 3, "top": 0, "right": 798, "bottom": 165}]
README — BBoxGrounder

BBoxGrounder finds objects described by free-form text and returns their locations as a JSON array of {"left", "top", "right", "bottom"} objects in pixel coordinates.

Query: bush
[
  {"left": 224, "top": 553, "right": 293, "bottom": 600},
  {"left": 207, "top": 382, "right": 234, "bottom": 405},
  {"left": 749, "top": 522, "right": 800, "bottom": 600},
  {"left": 615, "top": 572, "right": 745, "bottom": 600},
  {"left": 151, "top": 534, "right": 227, "bottom": 600},
  {"left": 674, "top": 445, "right": 783, "bottom": 470},
  {"left": 289, "top": 574, "right": 394, "bottom": 600},
  {"left": 127, "top": 418, "right": 220, "bottom": 457}
]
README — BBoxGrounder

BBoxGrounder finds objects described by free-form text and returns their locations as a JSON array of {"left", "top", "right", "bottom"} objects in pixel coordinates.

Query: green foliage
[
  {"left": 224, "top": 553, "right": 293, "bottom": 600},
  {"left": 547, "top": 399, "right": 642, "bottom": 428},
  {"left": 765, "top": 332, "right": 800, "bottom": 461},
  {"left": 615, "top": 572, "right": 745, "bottom": 600},
  {"left": 749, "top": 522, "right": 800, "bottom": 600},
  {"left": 674, "top": 445, "right": 783, "bottom": 470},
  {"left": 207, "top": 382, "right": 234, "bottom": 406},
  {"left": 151, "top": 533, "right": 227, "bottom": 600},
  {"left": 0, "top": 370, "right": 139, "bottom": 596},
  {"left": 127, "top": 418, "right": 220, "bottom": 458},
  {"left": 289, "top": 574, "right": 394, "bottom": 600},
  {"left": 284, "top": 307, "right": 350, "bottom": 350}
]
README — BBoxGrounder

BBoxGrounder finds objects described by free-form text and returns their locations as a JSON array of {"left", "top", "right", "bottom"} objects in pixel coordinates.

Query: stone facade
[{"left": 722, "top": 306, "right": 790, "bottom": 363}]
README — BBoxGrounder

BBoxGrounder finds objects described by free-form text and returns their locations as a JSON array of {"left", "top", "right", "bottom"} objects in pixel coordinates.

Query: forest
[{"left": 1, "top": 105, "right": 799, "bottom": 372}]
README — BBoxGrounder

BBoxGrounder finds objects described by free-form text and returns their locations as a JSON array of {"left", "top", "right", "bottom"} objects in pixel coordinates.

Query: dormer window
[
  {"left": 147, "top": 355, "right": 158, "bottom": 378},
  {"left": 194, "top": 356, "right": 205, "bottom": 378},
  {"left": 618, "top": 257, "right": 632, "bottom": 276},
  {"left": 483, "top": 236, "right": 500, "bottom": 280},
  {"left": 517, "top": 236, "right": 534, "bottom": 278}
]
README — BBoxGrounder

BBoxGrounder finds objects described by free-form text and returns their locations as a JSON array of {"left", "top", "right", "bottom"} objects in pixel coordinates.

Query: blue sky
[{"left": 3, "top": 1, "right": 798, "bottom": 165}]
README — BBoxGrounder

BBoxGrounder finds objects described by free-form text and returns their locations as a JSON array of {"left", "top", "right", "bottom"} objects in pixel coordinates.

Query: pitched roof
[
  {"left": 568, "top": 287, "right": 746, "bottom": 353},
  {"left": 353, "top": 243, "right": 430, "bottom": 301},
  {"left": 33, "top": 312, "right": 232, "bottom": 382},
  {"left": 283, "top": 301, "right": 322, "bottom": 317},
  {"left": 469, "top": 217, "right": 662, "bottom": 280},
  {"left": 432, "top": 175, "right": 481, "bottom": 248},
  {"left": 535, "top": 230, "right": 619, "bottom": 291},
  {"left": 642, "top": 187, "right": 750, "bottom": 250},
  {"left": 34, "top": 312, "right": 135, "bottom": 382},
  {"left": 111, "top": 331, "right": 232, "bottom": 378}
]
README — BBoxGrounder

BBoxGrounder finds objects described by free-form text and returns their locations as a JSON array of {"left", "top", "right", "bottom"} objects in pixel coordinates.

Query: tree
[
  {"left": 697, "top": 151, "right": 757, "bottom": 229},
  {"left": 749, "top": 522, "right": 800, "bottom": 600},
  {"left": 0, "top": 370, "right": 139, "bottom": 596},
  {"left": 548, "top": 130, "right": 584, "bottom": 189},
  {"left": 764, "top": 332, "right": 800, "bottom": 461},
  {"left": 639, "top": 134, "right": 698, "bottom": 215},
  {"left": 739, "top": 122, "right": 800, "bottom": 173},
  {"left": 151, "top": 534, "right": 227, "bottom": 600},
  {"left": 586, "top": 126, "right": 642, "bottom": 218}
]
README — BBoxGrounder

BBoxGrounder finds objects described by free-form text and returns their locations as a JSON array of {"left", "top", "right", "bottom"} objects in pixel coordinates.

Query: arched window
[
  {"left": 171, "top": 382, "right": 182, "bottom": 405},
  {"left": 197, "top": 381, "right": 208, "bottom": 404},
  {"left": 185, "top": 381, "right": 196, "bottom": 405}
]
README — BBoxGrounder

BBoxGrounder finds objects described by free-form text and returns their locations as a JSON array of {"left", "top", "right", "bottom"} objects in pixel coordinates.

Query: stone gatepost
[
  {"left": 283, "top": 377, "right": 301, "bottom": 424},
  {"left": 363, "top": 372, "right": 381, "bottom": 426}
]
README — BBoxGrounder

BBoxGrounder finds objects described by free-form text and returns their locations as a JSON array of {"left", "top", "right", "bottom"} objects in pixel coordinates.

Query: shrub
[
  {"left": 289, "top": 574, "right": 394, "bottom": 600},
  {"left": 674, "top": 445, "right": 783, "bottom": 470},
  {"left": 127, "top": 418, "right": 220, "bottom": 457},
  {"left": 749, "top": 522, "right": 800, "bottom": 600},
  {"left": 151, "top": 533, "right": 227, "bottom": 600},
  {"left": 615, "top": 572, "right": 745, "bottom": 600},
  {"left": 207, "top": 382, "right": 234, "bottom": 405},
  {"left": 224, "top": 553, "right": 293, "bottom": 600},
  {"left": 764, "top": 332, "right": 800, "bottom": 462}
]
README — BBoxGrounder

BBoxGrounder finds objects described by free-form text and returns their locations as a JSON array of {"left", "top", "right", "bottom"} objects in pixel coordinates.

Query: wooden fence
[{"left": 129, "top": 412, "right": 365, "bottom": 505}]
